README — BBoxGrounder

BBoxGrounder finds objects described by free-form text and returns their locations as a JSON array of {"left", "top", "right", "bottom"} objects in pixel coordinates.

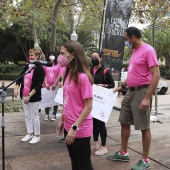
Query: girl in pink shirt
[
  {"left": 56, "top": 41, "right": 94, "bottom": 170},
  {"left": 43, "top": 51, "right": 61, "bottom": 121}
]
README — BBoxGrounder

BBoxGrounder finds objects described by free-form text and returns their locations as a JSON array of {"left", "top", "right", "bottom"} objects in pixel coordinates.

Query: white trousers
[{"left": 22, "top": 98, "right": 40, "bottom": 135}]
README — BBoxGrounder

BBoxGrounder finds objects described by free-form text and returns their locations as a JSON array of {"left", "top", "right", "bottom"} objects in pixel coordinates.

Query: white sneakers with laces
[
  {"left": 21, "top": 135, "right": 40, "bottom": 144},
  {"left": 29, "top": 136, "right": 41, "bottom": 144},
  {"left": 21, "top": 134, "right": 33, "bottom": 142}
]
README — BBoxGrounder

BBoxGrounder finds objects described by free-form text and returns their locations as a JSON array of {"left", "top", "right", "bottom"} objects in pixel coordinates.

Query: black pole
[
  {"left": 0, "top": 66, "right": 35, "bottom": 170},
  {"left": 2, "top": 102, "right": 5, "bottom": 170}
]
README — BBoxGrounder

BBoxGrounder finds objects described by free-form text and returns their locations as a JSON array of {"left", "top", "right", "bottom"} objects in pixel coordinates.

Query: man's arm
[
  {"left": 145, "top": 65, "right": 160, "bottom": 100},
  {"left": 140, "top": 65, "right": 160, "bottom": 110}
]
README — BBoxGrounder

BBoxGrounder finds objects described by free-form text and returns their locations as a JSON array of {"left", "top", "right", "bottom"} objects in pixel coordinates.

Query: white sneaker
[
  {"left": 94, "top": 146, "right": 108, "bottom": 156},
  {"left": 44, "top": 115, "right": 49, "bottom": 121},
  {"left": 29, "top": 136, "right": 41, "bottom": 144},
  {"left": 51, "top": 115, "right": 56, "bottom": 121},
  {"left": 21, "top": 134, "right": 33, "bottom": 142}
]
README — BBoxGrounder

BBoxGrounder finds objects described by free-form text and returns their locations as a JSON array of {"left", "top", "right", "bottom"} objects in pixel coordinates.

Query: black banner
[{"left": 101, "top": 0, "right": 132, "bottom": 81}]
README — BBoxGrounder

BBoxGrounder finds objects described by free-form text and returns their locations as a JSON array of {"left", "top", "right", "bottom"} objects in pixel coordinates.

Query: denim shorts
[{"left": 118, "top": 86, "right": 150, "bottom": 130}]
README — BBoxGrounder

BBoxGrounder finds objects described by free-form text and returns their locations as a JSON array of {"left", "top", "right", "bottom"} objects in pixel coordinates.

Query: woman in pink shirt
[
  {"left": 43, "top": 51, "right": 61, "bottom": 121},
  {"left": 14, "top": 48, "right": 45, "bottom": 144},
  {"left": 56, "top": 41, "right": 94, "bottom": 170}
]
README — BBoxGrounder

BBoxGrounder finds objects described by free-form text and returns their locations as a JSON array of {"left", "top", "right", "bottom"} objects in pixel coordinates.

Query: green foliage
[
  {"left": 18, "top": 61, "right": 26, "bottom": 66},
  {"left": 0, "top": 64, "right": 23, "bottom": 74},
  {"left": 131, "top": 0, "right": 170, "bottom": 25},
  {"left": 159, "top": 65, "right": 166, "bottom": 77},
  {"left": 123, "top": 47, "right": 132, "bottom": 62},
  {"left": 0, "top": 74, "right": 19, "bottom": 80},
  {"left": 0, "top": 100, "right": 22, "bottom": 113},
  {"left": 141, "top": 28, "right": 170, "bottom": 69},
  {"left": 0, "top": 64, "right": 23, "bottom": 80},
  {"left": 61, "top": 30, "right": 97, "bottom": 53},
  {"left": 164, "top": 69, "right": 170, "bottom": 79}
]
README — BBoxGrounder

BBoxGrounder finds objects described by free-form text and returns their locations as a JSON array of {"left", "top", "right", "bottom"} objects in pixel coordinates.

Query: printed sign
[
  {"left": 39, "top": 88, "right": 59, "bottom": 109},
  {"left": 54, "top": 85, "right": 118, "bottom": 123},
  {"left": 91, "top": 85, "right": 118, "bottom": 123},
  {"left": 54, "top": 87, "right": 63, "bottom": 105}
]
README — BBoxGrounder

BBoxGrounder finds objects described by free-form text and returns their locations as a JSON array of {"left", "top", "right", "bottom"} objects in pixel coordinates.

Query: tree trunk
[
  {"left": 50, "top": 0, "right": 62, "bottom": 51},
  {"left": 32, "top": 0, "right": 38, "bottom": 46},
  {"left": 31, "top": 0, "right": 45, "bottom": 60}
]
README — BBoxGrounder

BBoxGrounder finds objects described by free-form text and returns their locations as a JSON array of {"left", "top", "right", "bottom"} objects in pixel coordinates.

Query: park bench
[{"left": 6, "top": 88, "right": 14, "bottom": 101}]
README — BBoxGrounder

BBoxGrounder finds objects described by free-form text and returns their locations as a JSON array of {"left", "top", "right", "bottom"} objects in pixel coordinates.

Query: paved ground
[{"left": 0, "top": 79, "right": 170, "bottom": 170}]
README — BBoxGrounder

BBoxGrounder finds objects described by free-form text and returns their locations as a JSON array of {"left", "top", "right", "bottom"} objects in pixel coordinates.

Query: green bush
[
  {"left": 0, "top": 73, "right": 20, "bottom": 80},
  {"left": 165, "top": 69, "right": 170, "bottom": 79},
  {"left": 18, "top": 61, "right": 26, "bottom": 66},
  {"left": 0, "top": 64, "right": 23, "bottom": 75},
  {"left": 159, "top": 65, "right": 166, "bottom": 77}
]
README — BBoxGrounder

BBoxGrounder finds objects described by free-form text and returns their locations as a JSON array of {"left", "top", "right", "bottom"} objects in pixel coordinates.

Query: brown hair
[{"left": 62, "top": 41, "right": 93, "bottom": 85}]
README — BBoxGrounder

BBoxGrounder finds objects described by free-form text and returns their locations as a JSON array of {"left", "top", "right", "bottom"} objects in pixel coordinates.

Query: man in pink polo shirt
[{"left": 107, "top": 27, "right": 160, "bottom": 170}]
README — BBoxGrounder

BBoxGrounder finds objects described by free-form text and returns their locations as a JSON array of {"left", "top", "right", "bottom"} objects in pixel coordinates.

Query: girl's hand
[
  {"left": 57, "top": 82, "right": 63, "bottom": 88},
  {"left": 56, "top": 121, "right": 64, "bottom": 135},
  {"left": 46, "top": 84, "right": 50, "bottom": 90},
  {"left": 14, "top": 90, "right": 18, "bottom": 98},
  {"left": 65, "top": 128, "right": 77, "bottom": 145},
  {"left": 52, "top": 83, "right": 56, "bottom": 90}
]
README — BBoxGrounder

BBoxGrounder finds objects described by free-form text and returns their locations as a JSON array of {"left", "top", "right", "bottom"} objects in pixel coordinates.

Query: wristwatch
[
  {"left": 28, "top": 94, "right": 32, "bottom": 98},
  {"left": 72, "top": 124, "right": 79, "bottom": 131}
]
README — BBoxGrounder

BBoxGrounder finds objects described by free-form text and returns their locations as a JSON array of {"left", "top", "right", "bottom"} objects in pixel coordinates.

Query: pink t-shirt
[
  {"left": 127, "top": 44, "right": 158, "bottom": 87},
  {"left": 61, "top": 67, "right": 66, "bottom": 77},
  {"left": 93, "top": 68, "right": 98, "bottom": 75},
  {"left": 43, "top": 64, "right": 61, "bottom": 87},
  {"left": 63, "top": 73, "right": 93, "bottom": 138},
  {"left": 23, "top": 69, "right": 34, "bottom": 96}
]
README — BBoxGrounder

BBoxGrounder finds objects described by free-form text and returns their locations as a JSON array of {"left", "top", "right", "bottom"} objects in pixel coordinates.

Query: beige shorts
[{"left": 119, "top": 86, "right": 150, "bottom": 130}]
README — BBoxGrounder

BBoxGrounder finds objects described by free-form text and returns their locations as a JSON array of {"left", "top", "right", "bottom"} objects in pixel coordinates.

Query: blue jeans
[{"left": 45, "top": 105, "right": 58, "bottom": 116}]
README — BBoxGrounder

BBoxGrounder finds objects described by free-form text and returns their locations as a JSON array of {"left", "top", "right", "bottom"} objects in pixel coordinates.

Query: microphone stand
[{"left": 0, "top": 66, "right": 35, "bottom": 170}]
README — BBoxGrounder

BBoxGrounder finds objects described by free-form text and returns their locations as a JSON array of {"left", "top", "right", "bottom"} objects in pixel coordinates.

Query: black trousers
[
  {"left": 64, "top": 129, "right": 94, "bottom": 170},
  {"left": 93, "top": 118, "right": 107, "bottom": 146}
]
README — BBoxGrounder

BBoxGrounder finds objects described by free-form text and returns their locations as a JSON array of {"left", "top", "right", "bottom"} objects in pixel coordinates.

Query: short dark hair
[
  {"left": 125, "top": 27, "right": 142, "bottom": 38},
  {"left": 91, "top": 51, "right": 102, "bottom": 58},
  {"left": 47, "top": 51, "right": 56, "bottom": 57},
  {"left": 46, "top": 51, "right": 57, "bottom": 65}
]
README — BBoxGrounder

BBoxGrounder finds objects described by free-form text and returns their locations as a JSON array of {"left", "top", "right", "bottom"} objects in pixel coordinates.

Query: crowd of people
[{"left": 13, "top": 26, "right": 160, "bottom": 170}]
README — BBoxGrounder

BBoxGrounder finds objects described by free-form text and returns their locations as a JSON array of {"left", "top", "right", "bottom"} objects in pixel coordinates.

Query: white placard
[
  {"left": 39, "top": 88, "right": 59, "bottom": 109},
  {"left": 91, "top": 84, "right": 118, "bottom": 123},
  {"left": 54, "top": 85, "right": 118, "bottom": 123},
  {"left": 54, "top": 87, "right": 63, "bottom": 105}
]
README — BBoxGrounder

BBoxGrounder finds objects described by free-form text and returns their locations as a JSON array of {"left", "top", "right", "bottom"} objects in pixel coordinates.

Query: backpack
[{"left": 103, "top": 68, "right": 108, "bottom": 82}]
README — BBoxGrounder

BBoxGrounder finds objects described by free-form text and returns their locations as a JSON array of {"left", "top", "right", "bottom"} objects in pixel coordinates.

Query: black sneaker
[{"left": 60, "top": 137, "right": 65, "bottom": 143}]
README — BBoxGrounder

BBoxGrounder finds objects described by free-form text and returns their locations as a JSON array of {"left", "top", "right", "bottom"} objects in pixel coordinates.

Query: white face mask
[
  {"left": 49, "top": 55, "right": 55, "bottom": 61},
  {"left": 125, "top": 41, "right": 132, "bottom": 49},
  {"left": 28, "top": 64, "right": 35, "bottom": 68}
]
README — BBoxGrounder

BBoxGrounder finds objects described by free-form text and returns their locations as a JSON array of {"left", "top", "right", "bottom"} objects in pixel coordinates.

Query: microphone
[
  {"left": 113, "top": 106, "right": 121, "bottom": 111},
  {"left": 28, "top": 60, "right": 52, "bottom": 67}
]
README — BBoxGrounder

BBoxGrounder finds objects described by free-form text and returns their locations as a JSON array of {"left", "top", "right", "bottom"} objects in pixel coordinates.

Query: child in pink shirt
[{"left": 56, "top": 41, "right": 94, "bottom": 170}]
